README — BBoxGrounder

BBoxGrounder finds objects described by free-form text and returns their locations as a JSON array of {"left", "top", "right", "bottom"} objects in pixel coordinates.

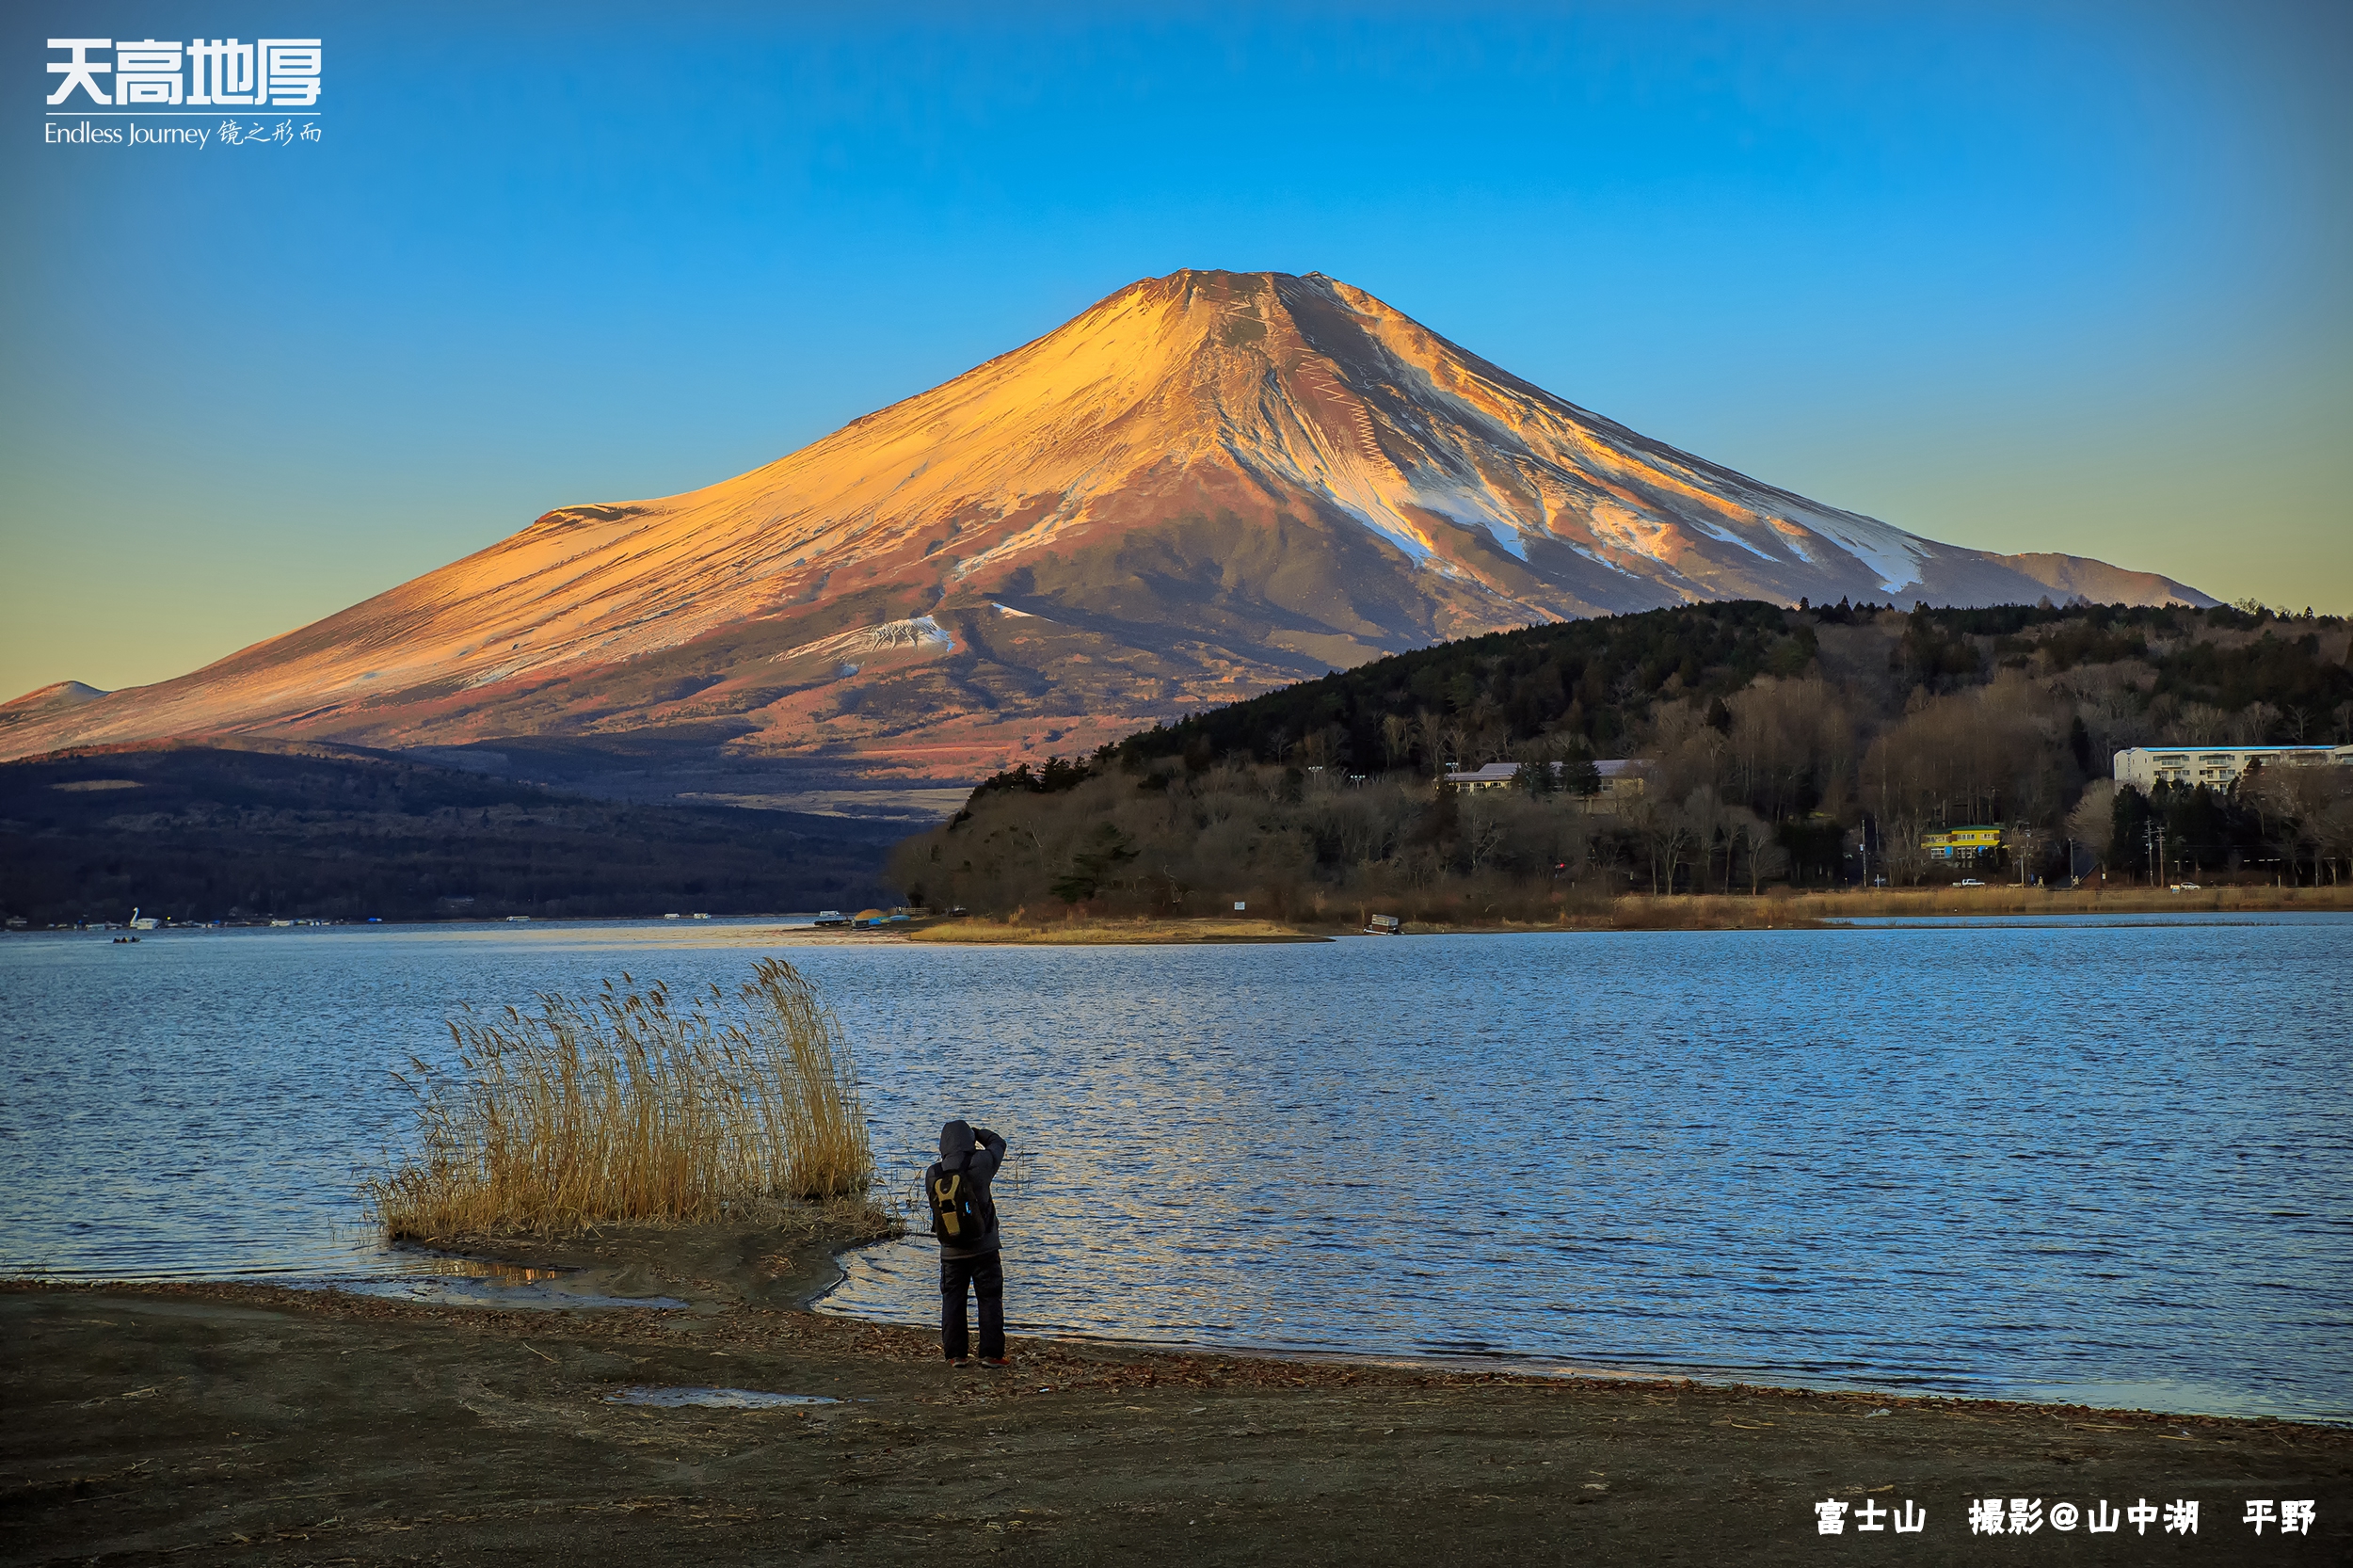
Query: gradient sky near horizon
[{"left": 5, "top": 0, "right": 2349, "bottom": 699}]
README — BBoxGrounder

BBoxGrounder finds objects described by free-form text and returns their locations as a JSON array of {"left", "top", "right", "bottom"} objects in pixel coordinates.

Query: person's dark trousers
[{"left": 939, "top": 1252, "right": 1005, "bottom": 1361}]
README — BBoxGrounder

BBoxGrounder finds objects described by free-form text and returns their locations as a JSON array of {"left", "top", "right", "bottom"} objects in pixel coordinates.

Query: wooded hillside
[{"left": 892, "top": 600, "right": 2353, "bottom": 919}]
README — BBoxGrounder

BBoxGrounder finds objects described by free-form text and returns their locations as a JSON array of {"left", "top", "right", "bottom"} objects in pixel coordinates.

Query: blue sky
[{"left": 5, "top": 1, "right": 2348, "bottom": 696}]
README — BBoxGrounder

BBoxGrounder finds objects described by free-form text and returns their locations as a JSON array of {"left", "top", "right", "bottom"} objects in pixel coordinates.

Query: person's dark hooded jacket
[{"left": 924, "top": 1120, "right": 1006, "bottom": 1259}]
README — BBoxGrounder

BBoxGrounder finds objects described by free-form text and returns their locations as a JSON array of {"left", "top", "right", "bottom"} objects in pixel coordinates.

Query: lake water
[{"left": 3, "top": 917, "right": 2347, "bottom": 1422}]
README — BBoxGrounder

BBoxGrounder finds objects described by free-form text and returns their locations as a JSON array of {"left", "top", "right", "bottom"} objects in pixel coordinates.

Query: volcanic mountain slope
[{"left": 3, "top": 269, "right": 2212, "bottom": 785}]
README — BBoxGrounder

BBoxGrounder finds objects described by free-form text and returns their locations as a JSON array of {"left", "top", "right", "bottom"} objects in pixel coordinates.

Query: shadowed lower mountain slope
[
  {"left": 4, "top": 270, "right": 2213, "bottom": 790},
  {"left": 0, "top": 740, "right": 898, "bottom": 924}
]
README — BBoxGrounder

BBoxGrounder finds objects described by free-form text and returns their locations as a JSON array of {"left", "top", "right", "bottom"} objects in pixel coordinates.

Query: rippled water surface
[{"left": 4, "top": 917, "right": 2347, "bottom": 1420}]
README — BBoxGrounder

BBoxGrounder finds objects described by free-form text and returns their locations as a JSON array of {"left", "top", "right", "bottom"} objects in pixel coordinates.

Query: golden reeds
[
  {"left": 727, "top": 957, "right": 872, "bottom": 1203},
  {"left": 363, "top": 958, "right": 875, "bottom": 1240}
]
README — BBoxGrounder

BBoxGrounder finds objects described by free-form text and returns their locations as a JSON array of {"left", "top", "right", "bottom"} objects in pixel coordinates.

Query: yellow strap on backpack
[{"left": 933, "top": 1173, "right": 963, "bottom": 1237}]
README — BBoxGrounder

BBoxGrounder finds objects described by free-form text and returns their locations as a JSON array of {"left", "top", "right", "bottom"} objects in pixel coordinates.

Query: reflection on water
[
  {"left": 396, "top": 1252, "right": 568, "bottom": 1281},
  {"left": 309, "top": 1250, "right": 655, "bottom": 1306},
  {"left": 608, "top": 1386, "right": 837, "bottom": 1408},
  {"left": 2, "top": 916, "right": 2347, "bottom": 1419}
]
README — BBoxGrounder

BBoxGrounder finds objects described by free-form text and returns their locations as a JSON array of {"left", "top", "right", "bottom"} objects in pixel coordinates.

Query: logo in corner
[{"left": 43, "top": 36, "right": 325, "bottom": 149}]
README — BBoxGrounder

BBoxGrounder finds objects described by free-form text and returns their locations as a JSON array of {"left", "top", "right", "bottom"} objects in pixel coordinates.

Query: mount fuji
[{"left": 2, "top": 269, "right": 2211, "bottom": 796}]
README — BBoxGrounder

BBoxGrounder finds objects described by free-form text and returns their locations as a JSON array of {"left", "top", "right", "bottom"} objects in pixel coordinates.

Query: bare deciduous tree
[
  {"left": 2065, "top": 780, "right": 2116, "bottom": 873},
  {"left": 1729, "top": 807, "right": 1785, "bottom": 893},
  {"left": 1459, "top": 791, "right": 1508, "bottom": 876},
  {"left": 2170, "top": 702, "right": 2231, "bottom": 744},
  {"left": 2226, "top": 701, "right": 2281, "bottom": 745}
]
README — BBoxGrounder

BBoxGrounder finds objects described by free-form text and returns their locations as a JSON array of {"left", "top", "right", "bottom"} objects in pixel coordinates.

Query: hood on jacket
[{"left": 939, "top": 1119, "right": 976, "bottom": 1172}]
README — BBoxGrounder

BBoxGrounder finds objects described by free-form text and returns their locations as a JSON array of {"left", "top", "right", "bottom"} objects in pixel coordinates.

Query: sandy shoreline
[
  {"left": 35, "top": 888, "right": 2345, "bottom": 952},
  {"left": 8, "top": 1226, "right": 2345, "bottom": 1565}
]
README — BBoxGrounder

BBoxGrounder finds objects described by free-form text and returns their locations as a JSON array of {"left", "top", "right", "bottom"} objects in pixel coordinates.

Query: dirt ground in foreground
[{"left": 5, "top": 1228, "right": 2346, "bottom": 1567}]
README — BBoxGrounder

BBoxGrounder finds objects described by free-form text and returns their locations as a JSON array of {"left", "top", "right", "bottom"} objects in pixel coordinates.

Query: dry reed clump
[
  {"left": 1597, "top": 884, "right": 2353, "bottom": 925},
  {"left": 1597, "top": 894, "right": 1828, "bottom": 930},
  {"left": 363, "top": 957, "right": 877, "bottom": 1240},
  {"left": 1767, "top": 883, "right": 2353, "bottom": 919}
]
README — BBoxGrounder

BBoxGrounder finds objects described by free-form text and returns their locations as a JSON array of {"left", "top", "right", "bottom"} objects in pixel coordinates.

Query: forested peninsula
[{"left": 892, "top": 600, "right": 2353, "bottom": 921}]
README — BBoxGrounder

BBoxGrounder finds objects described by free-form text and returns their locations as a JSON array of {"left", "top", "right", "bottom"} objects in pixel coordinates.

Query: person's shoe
[
  {"left": 948, "top": 1358, "right": 972, "bottom": 1368},
  {"left": 979, "top": 1356, "right": 1011, "bottom": 1368}
]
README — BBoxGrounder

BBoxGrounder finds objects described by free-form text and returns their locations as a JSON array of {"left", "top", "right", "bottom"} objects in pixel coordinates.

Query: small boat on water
[
  {"left": 127, "top": 905, "right": 159, "bottom": 932},
  {"left": 812, "top": 910, "right": 849, "bottom": 928},
  {"left": 1364, "top": 914, "right": 1403, "bottom": 936}
]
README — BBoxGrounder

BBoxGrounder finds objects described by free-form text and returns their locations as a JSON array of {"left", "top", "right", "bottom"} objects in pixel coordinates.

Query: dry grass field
[{"left": 1657, "top": 883, "right": 2353, "bottom": 922}]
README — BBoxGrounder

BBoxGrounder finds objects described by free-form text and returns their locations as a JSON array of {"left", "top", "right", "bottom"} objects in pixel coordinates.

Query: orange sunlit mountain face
[{"left": 0, "top": 270, "right": 2210, "bottom": 780}]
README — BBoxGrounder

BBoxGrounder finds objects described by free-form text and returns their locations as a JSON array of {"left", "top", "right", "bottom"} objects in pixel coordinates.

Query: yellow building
[{"left": 1921, "top": 825, "right": 2004, "bottom": 860}]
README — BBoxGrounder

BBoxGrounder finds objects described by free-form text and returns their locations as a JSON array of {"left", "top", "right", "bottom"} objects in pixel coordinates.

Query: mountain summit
[{"left": 4, "top": 269, "right": 2210, "bottom": 783}]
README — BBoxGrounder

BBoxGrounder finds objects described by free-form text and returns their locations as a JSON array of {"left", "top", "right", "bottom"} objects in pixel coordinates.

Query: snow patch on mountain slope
[
  {"left": 1403, "top": 472, "right": 1533, "bottom": 559},
  {"left": 1313, "top": 457, "right": 1436, "bottom": 562},
  {"left": 781, "top": 616, "right": 956, "bottom": 663},
  {"left": 1794, "top": 511, "right": 1928, "bottom": 593},
  {"left": 1690, "top": 518, "right": 1776, "bottom": 562}
]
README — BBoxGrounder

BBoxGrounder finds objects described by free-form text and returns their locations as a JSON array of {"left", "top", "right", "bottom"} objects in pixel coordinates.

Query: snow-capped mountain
[{"left": 2, "top": 270, "right": 2211, "bottom": 779}]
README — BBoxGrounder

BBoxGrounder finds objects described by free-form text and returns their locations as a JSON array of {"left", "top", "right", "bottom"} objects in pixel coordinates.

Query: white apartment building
[
  {"left": 2112, "top": 744, "right": 2353, "bottom": 792},
  {"left": 1441, "top": 759, "right": 1650, "bottom": 803},
  {"left": 1442, "top": 762, "right": 1524, "bottom": 791}
]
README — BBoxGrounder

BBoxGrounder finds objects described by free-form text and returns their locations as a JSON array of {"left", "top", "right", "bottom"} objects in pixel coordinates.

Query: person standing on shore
[{"left": 925, "top": 1119, "right": 1008, "bottom": 1367}]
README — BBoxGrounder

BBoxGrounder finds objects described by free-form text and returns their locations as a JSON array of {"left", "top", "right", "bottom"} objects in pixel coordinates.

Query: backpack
[{"left": 928, "top": 1165, "right": 993, "bottom": 1242}]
